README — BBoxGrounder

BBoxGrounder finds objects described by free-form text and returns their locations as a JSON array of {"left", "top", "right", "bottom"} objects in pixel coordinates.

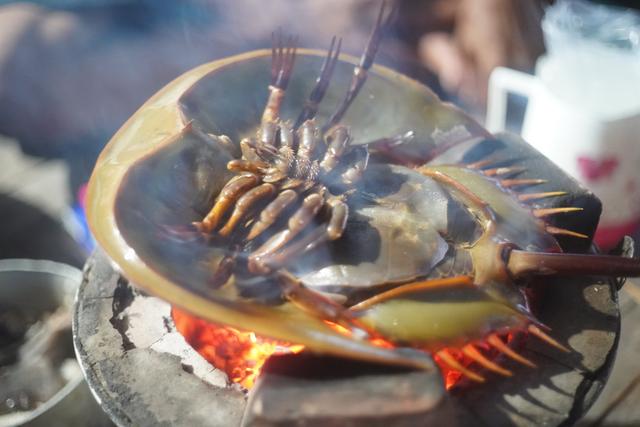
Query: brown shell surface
[{"left": 86, "top": 49, "right": 495, "bottom": 369}]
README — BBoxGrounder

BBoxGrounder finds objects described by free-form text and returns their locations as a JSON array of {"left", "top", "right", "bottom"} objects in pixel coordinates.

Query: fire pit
[{"left": 74, "top": 131, "right": 622, "bottom": 427}]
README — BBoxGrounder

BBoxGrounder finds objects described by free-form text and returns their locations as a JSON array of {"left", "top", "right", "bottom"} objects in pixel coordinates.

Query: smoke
[{"left": 0, "top": 1, "right": 388, "bottom": 193}]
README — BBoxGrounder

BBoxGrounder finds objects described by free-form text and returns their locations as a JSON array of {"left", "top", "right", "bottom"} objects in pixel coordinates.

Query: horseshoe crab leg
[
  {"left": 240, "top": 138, "right": 262, "bottom": 162},
  {"left": 227, "top": 159, "right": 270, "bottom": 175},
  {"left": 258, "top": 121, "right": 281, "bottom": 148},
  {"left": 294, "top": 36, "right": 342, "bottom": 128},
  {"left": 249, "top": 197, "right": 348, "bottom": 274},
  {"left": 279, "top": 121, "right": 295, "bottom": 148},
  {"left": 249, "top": 192, "right": 325, "bottom": 273},
  {"left": 194, "top": 173, "right": 259, "bottom": 233},
  {"left": 208, "top": 251, "right": 238, "bottom": 290},
  {"left": 264, "top": 147, "right": 295, "bottom": 184},
  {"left": 293, "top": 120, "right": 321, "bottom": 179},
  {"left": 271, "top": 121, "right": 322, "bottom": 190},
  {"left": 324, "top": 1, "right": 394, "bottom": 130},
  {"left": 265, "top": 121, "right": 296, "bottom": 181},
  {"left": 320, "top": 126, "right": 351, "bottom": 174},
  {"left": 247, "top": 189, "right": 298, "bottom": 240},
  {"left": 276, "top": 270, "right": 370, "bottom": 337},
  {"left": 218, "top": 183, "right": 276, "bottom": 237},
  {"left": 340, "top": 146, "right": 370, "bottom": 186},
  {"left": 262, "top": 30, "right": 298, "bottom": 124},
  {"left": 240, "top": 137, "right": 278, "bottom": 164}
]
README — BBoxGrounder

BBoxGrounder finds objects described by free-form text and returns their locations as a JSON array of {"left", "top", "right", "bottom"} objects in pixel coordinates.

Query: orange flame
[
  {"left": 172, "top": 308, "right": 303, "bottom": 389},
  {"left": 173, "top": 307, "right": 518, "bottom": 391}
]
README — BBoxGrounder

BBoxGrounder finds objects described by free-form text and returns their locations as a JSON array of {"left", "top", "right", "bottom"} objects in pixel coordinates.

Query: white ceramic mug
[{"left": 486, "top": 58, "right": 640, "bottom": 248}]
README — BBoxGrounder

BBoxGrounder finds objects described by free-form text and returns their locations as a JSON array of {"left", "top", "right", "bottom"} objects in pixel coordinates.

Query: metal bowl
[{"left": 0, "top": 259, "right": 109, "bottom": 427}]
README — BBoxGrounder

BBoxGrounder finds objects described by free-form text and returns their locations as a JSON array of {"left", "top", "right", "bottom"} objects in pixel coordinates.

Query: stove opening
[
  {"left": 172, "top": 307, "right": 304, "bottom": 389},
  {"left": 172, "top": 307, "right": 519, "bottom": 391}
]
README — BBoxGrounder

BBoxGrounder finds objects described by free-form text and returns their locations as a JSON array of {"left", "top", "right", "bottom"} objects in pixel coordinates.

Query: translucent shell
[{"left": 85, "top": 49, "right": 540, "bottom": 370}]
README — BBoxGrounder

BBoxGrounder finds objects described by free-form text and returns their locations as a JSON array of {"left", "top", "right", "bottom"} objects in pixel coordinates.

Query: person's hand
[{"left": 419, "top": 0, "right": 546, "bottom": 107}]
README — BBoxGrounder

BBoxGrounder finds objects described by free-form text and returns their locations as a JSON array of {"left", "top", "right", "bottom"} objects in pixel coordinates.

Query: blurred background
[
  {"left": 0, "top": 0, "right": 551, "bottom": 207},
  {"left": 0, "top": 0, "right": 552, "bottom": 264},
  {"left": 0, "top": 0, "right": 639, "bottom": 425}
]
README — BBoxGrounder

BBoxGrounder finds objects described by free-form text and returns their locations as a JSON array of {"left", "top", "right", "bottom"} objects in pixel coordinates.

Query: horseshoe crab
[{"left": 86, "top": 4, "right": 640, "bottom": 384}]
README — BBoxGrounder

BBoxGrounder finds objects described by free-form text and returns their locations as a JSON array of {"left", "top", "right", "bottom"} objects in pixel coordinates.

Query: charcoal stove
[{"left": 73, "top": 246, "right": 620, "bottom": 427}]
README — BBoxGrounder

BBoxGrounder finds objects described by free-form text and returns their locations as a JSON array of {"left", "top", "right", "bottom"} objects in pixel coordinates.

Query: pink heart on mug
[{"left": 577, "top": 156, "right": 619, "bottom": 182}]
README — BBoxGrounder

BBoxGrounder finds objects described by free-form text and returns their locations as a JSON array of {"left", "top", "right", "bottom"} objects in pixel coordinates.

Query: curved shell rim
[{"left": 85, "top": 48, "right": 461, "bottom": 370}]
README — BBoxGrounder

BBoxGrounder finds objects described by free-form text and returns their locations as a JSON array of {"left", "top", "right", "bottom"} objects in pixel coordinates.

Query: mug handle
[{"left": 486, "top": 67, "right": 537, "bottom": 133}]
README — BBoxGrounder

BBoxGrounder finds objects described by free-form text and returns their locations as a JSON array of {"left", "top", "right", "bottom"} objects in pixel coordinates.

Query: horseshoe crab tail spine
[{"left": 507, "top": 249, "right": 640, "bottom": 278}]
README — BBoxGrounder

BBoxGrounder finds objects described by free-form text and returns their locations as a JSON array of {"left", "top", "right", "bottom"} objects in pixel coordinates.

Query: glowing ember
[
  {"left": 173, "top": 308, "right": 520, "bottom": 391},
  {"left": 172, "top": 308, "right": 304, "bottom": 389}
]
